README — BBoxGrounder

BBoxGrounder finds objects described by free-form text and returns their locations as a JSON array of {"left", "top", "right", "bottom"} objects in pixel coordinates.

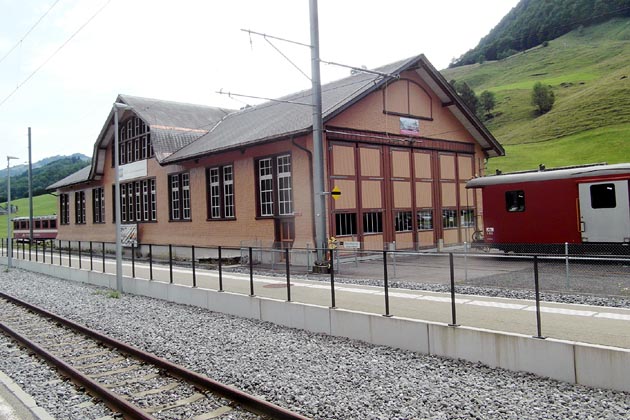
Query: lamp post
[
  {"left": 113, "top": 102, "right": 132, "bottom": 292},
  {"left": 6, "top": 155, "right": 19, "bottom": 269}
]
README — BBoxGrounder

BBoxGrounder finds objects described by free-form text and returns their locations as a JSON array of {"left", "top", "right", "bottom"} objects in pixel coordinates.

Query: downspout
[{"left": 292, "top": 136, "right": 316, "bottom": 245}]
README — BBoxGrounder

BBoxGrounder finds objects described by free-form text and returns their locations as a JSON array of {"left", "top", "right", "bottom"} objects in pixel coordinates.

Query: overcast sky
[{"left": 0, "top": 0, "right": 519, "bottom": 164}]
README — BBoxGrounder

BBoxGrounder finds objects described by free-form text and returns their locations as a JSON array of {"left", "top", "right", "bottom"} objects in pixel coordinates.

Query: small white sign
[
  {"left": 343, "top": 241, "right": 361, "bottom": 249},
  {"left": 120, "top": 160, "right": 148, "bottom": 182}
]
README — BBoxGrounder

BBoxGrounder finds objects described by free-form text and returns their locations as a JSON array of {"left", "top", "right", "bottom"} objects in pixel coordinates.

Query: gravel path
[{"left": 1, "top": 268, "right": 629, "bottom": 420}]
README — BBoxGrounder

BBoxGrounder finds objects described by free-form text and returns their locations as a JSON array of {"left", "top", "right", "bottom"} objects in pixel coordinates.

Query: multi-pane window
[
  {"left": 60, "top": 194, "right": 70, "bottom": 225},
  {"left": 258, "top": 158, "right": 274, "bottom": 216},
  {"left": 116, "top": 179, "right": 157, "bottom": 223},
  {"left": 506, "top": 190, "right": 525, "bottom": 212},
  {"left": 460, "top": 208, "right": 475, "bottom": 227},
  {"left": 118, "top": 116, "right": 153, "bottom": 165},
  {"left": 257, "top": 155, "right": 293, "bottom": 217},
  {"left": 277, "top": 155, "right": 292, "bottom": 215},
  {"left": 335, "top": 213, "right": 357, "bottom": 236},
  {"left": 363, "top": 211, "right": 383, "bottom": 234},
  {"left": 92, "top": 187, "right": 105, "bottom": 223},
  {"left": 168, "top": 173, "right": 191, "bottom": 221},
  {"left": 417, "top": 210, "right": 433, "bottom": 230},
  {"left": 442, "top": 209, "right": 457, "bottom": 229},
  {"left": 394, "top": 211, "right": 413, "bottom": 232},
  {"left": 208, "top": 165, "right": 235, "bottom": 219},
  {"left": 75, "top": 191, "right": 86, "bottom": 224}
]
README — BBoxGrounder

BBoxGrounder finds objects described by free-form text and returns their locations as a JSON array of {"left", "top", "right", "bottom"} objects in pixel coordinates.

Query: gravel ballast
[{"left": 1, "top": 269, "right": 629, "bottom": 419}]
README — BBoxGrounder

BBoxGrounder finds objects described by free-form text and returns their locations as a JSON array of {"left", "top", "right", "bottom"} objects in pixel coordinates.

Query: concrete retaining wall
[{"left": 2, "top": 256, "right": 629, "bottom": 393}]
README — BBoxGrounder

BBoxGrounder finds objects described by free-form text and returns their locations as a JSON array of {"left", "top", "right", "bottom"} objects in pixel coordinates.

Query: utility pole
[
  {"left": 310, "top": 0, "right": 327, "bottom": 261},
  {"left": 28, "top": 127, "right": 33, "bottom": 244}
]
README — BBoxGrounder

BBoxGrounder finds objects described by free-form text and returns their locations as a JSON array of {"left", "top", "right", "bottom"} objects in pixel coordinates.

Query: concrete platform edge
[{"left": 0, "top": 370, "right": 55, "bottom": 420}]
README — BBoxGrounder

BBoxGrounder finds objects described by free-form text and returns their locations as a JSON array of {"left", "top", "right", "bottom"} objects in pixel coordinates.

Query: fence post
[
  {"left": 191, "top": 245, "right": 196, "bottom": 288},
  {"left": 149, "top": 244, "right": 153, "bottom": 281},
  {"left": 448, "top": 253, "right": 459, "bottom": 327},
  {"left": 131, "top": 243, "right": 135, "bottom": 278},
  {"left": 218, "top": 246, "right": 223, "bottom": 292},
  {"left": 35, "top": 241, "right": 38, "bottom": 262},
  {"left": 533, "top": 255, "right": 545, "bottom": 339},
  {"left": 89, "top": 241, "right": 93, "bottom": 271},
  {"left": 102, "top": 242, "right": 106, "bottom": 273},
  {"left": 330, "top": 248, "right": 336, "bottom": 308},
  {"left": 249, "top": 247, "right": 255, "bottom": 296},
  {"left": 464, "top": 242, "right": 468, "bottom": 282},
  {"left": 383, "top": 250, "right": 392, "bottom": 317},
  {"left": 50, "top": 240, "right": 53, "bottom": 263},
  {"left": 42, "top": 240, "right": 46, "bottom": 263},
  {"left": 28, "top": 240, "right": 31, "bottom": 261},
  {"left": 22, "top": 240, "right": 25, "bottom": 259},
  {"left": 58, "top": 240, "right": 61, "bottom": 266},
  {"left": 285, "top": 248, "right": 291, "bottom": 302},
  {"left": 169, "top": 244, "right": 173, "bottom": 284},
  {"left": 78, "top": 241, "right": 82, "bottom": 269},
  {"left": 68, "top": 241, "right": 72, "bottom": 267},
  {"left": 564, "top": 242, "right": 570, "bottom": 289}
]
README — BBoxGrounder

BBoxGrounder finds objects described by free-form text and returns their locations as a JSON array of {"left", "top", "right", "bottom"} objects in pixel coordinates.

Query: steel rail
[{"left": 0, "top": 292, "right": 310, "bottom": 420}]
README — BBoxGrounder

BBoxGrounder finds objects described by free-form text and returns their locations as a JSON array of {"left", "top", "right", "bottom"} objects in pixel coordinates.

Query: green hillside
[
  {"left": 0, "top": 194, "right": 58, "bottom": 239},
  {"left": 442, "top": 18, "right": 630, "bottom": 173}
]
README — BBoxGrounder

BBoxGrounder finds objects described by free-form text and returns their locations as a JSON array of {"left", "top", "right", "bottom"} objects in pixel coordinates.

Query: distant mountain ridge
[
  {"left": 451, "top": 0, "right": 630, "bottom": 67},
  {"left": 0, "top": 154, "right": 91, "bottom": 202}
]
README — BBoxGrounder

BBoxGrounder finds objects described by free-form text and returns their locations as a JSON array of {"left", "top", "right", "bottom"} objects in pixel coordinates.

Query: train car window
[
  {"left": 590, "top": 184, "right": 616, "bottom": 209},
  {"left": 35, "top": 220, "right": 41, "bottom": 229},
  {"left": 505, "top": 190, "right": 525, "bottom": 212},
  {"left": 50, "top": 219, "right": 57, "bottom": 228},
  {"left": 13, "top": 221, "right": 19, "bottom": 229}
]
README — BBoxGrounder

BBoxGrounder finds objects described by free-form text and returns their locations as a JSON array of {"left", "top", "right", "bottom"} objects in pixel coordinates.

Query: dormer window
[{"left": 118, "top": 116, "right": 153, "bottom": 165}]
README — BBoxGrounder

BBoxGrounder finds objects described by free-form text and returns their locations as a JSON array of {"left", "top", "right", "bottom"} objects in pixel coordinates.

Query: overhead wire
[
  {"left": 0, "top": 0, "right": 62, "bottom": 67},
  {"left": 0, "top": 0, "right": 112, "bottom": 109}
]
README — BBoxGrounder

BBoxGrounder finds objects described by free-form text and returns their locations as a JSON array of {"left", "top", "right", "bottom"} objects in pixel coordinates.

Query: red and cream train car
[
  {"left": 12, "top": 215, "right": 58, "bottom": 243},
  {"left": 466, "top": 163, "right": 630, "bottom": 253}
]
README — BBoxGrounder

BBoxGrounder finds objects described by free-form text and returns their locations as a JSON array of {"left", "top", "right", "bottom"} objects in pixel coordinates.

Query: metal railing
[{"left": 2, "top": 237, "right": 629, "bottom": 341}]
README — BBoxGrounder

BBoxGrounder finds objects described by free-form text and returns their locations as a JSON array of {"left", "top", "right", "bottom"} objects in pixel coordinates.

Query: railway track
[{"left": 0, "top": 292, "right": 308, "bottom": 420}]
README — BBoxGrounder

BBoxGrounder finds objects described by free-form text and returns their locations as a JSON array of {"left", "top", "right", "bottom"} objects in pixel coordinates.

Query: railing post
[
  {"left": 68, "top": 241, "right": 71, "bottom": 267},
  {"left": 78, "top": 241, "right": 82, "bottom": 269},
  {"left": 149, "top": 244, "right": 153, "bottom": 281},
  {"left": 191, "top": 245, "right": 196, "bottom": 288},
  {"left": 383, "top": 250, "right": 392, "bottom": 317},
  {"left": 22, "top": 240, "right": 25, "bottom": 259},
  {"left": 169, "top": 244, "right": 173, "bottom": 284},
  {"left": 464, "top": 241, "right": 468, "bottom": 282},
  {"left": 533, "top": 255, "right": 545, "bottom": 339},
  {"left": 249, "top": 247, "right": 254, "bottom": 296},
  {"left": 42, "top": 240, "right": 46, "bottom": 264},
  {"left": 35, "top": 241, "right": 38, "bottom": 262},
  {"left": 218, "top": 246, "right": 223, "bottom": 292},
  {"left": 564, "top": 242, "right": 570, "bottom": 289},
  {"left": 58, "top": 240, "right": 62, "bottom": 266},
  {"left": 102, "top": 242, "right": 106, "bottom": 273},
  {"left": 448, "top": 253, "right": 459, "bottom": 327},
  {"left": 89, "top": 241, "right": 93, "bottom": 271},
  {"left": 29, "top": 239, "right": 32, "bottom": 261},
  {"left": 50, "top": 240, "right": 53, "bottom": 263},
  {"left": 131, "top": 243, "right": 135, "bottom": 278},
  {"left": 329, "top": 248, "right": 336, "bottom": 309},
  {"left": 285, "top": 248, "right": 291, "bottom": 302}
]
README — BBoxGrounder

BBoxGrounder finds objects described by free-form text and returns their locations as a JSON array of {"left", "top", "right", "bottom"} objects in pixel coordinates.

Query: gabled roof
[
  {"left": 48, "top": 54, "right": 503, "bottom": 191},
  {"left": 47, "top": 165, "right": 91, "bottom": 190},
  {"left": 164, "top": 54, "right": 504, "bottom": 163}
]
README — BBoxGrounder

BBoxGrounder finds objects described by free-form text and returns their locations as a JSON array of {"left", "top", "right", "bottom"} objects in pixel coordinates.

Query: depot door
[{"left": 578, "top": 180, "right": 630, "bottom": 242}]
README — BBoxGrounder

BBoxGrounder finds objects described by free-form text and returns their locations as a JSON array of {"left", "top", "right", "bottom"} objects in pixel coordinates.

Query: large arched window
[{"left": 119, "top": 116, "right": 153, "bottom": 165}]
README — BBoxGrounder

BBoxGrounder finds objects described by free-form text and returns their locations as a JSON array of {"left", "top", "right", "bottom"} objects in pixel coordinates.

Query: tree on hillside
[
  {"left": 451, "top": 80, "right": 480, "bottom": 116},
  {"left": 480, "top": 90, "right": 497, "bottom": 119},
  {"left": 531, "top": 82, "right": 555, "bottom": 115}
]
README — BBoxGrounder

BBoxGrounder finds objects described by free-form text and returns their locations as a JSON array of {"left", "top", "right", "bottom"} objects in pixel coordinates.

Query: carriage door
[{"left": 578, "top": 180, "right": 630, "bottom": 243}]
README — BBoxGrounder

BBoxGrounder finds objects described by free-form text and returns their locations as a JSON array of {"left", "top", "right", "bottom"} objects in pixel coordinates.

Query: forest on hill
[
  {"left": 451, "top": 0, "right": 630, "bottom": 67},
  {"left": 0, "top": 156, "right": 90, "bottom": 202}
]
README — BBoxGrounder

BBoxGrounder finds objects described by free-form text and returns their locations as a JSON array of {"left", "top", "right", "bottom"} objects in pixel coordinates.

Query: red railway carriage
[
  {"left": 12, "top": 215, "right": 58, "bottom": 243},
  {"left": 466, "top": 163, "right": 630, "bottom": 253}
]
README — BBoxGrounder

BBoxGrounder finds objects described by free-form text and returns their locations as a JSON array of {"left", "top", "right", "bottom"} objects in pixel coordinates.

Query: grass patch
[{"left": 0, "top": 194, "right": 57, "bottom": 239}]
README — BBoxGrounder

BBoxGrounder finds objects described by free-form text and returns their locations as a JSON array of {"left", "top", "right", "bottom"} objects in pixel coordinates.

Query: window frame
[
  {"left": 115, "top": 178, "right": 157, "bottom": 223},
  {"left": 206, "top": 164, "right": 236, "bottom": 220},
  {"left": 335, "top": 212, "right": 357, "bottom": 237},
  {"left": 442, "top": 209, "right": 458, "bottom": 229},
  {"left": 60, "top": 193, "right": 70, "bottom": 225},
  {"left": 255, "top": 154, "right": 293, "bottom": 218},
  {"left": 74, "top": 191, "right": 86, "bottom": 225},
  {"left": 363, "top": 211, "right": 383, "bottom": 234},
  {"left": 416, "top": 209, "right": 433, "bottom": 231},
  {"left": 92, "top": 187, "right": 105, "bottom": 224},
  {"left": 168, "top": 172, "right": 191, "bottom": 222}
]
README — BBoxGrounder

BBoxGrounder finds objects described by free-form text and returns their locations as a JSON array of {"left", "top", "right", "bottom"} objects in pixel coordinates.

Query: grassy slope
[
  {"left": 442, "top": 18, "right": 630, "bottom": 173},
  {"left": 0, "top": 194, "right": 58, "bottom": 239}
]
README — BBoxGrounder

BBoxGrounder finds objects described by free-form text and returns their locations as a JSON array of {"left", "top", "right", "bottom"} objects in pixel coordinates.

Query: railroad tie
[
  {"left": 193, "top": 406, "right": 234, "bottom": 420},
  {"left": 144, "top": 392, "right": 205, "bottom": 414}
]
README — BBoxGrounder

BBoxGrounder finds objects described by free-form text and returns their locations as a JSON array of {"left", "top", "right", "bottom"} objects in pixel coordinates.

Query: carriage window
[
  {"left": 506, "top": 190, "right": 525, "bottom": 212},
  {"left": 590, "top": 184, "right": 616, "bottom": 209},
  {"left": 50, "top": 219, "right": 57, "bottom": 229},
  {"left": 35, "top": 221, "right": 41, "bottom": 229}
]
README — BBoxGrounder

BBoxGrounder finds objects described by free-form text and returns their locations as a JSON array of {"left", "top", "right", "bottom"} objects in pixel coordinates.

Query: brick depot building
[{"left": 49, "top": 54, "right": 504, "bottom": 251}]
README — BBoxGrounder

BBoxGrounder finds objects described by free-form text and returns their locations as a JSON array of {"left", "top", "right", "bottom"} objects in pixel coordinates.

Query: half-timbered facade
[{"left": 48, "top": 54, "right": 503, "bottom": 251}]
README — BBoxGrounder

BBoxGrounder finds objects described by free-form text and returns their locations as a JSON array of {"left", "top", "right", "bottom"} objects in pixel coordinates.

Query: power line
[
  {"left": 0, "top": 0, "right": 112, "bottom": 109},
  {"left": 0, "top": 0, "right": 62, "bottom": 67}
]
